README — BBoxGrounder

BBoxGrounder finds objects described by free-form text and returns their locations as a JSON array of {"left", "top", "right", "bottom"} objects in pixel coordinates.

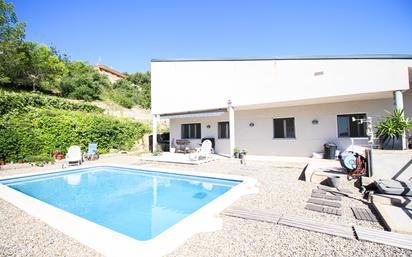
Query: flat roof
[{"left": 151, "top": 54, "right": 412, "bottom": 62}]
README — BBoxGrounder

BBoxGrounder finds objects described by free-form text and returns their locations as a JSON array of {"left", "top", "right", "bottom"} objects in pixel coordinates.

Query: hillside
[{"left": 0, "top": 90, "right": 150, "bottom": 163}]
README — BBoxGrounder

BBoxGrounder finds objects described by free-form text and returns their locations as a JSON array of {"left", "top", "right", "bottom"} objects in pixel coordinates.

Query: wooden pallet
[
  {"left": 278, "top": 215, "right": 354, "bottom": 239},
  {"left": 222, "top": 207, "right": 282, "bottom": 224},
  {"left": 354, "top": 226, "right": 412, "bottom": 250},
  {"left": 351, "top": 207, "right": 378, "bottom": 222}
]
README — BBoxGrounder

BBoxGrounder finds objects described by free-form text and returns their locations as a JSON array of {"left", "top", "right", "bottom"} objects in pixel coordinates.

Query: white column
[
  {"left": 228, "top": 100, "right": 235, "bottom": 158},
  {"left": 152, "top": 114, "right": 158, "bottom": 152},
  {"left": 394, "top": 90, "right": 407, "bottom": 150}
]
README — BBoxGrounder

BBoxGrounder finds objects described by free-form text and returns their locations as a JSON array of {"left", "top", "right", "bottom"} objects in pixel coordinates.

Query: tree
[
  {"left": 0, "top": 0, "right": 26, "bottom": 85},
  {"left": 60, "top": 61, "right": 110, "bottom": 101},
  {"left": 24, "top": 43, "right": 67, "bottom": 92},
  {"left": 126, "top": 71, "right": 151, "bottom": 109},
  {"left": 109, "top": 78, "right": 139, "bottom": 108}
]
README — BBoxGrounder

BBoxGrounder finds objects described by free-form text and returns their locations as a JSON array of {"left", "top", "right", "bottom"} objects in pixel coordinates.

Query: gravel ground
[
  {"left": 0, "top": 154, "right": 411, "bottom": 257},
  {"left": 0, "top": 198, "right": 101, "bottom": 257}
]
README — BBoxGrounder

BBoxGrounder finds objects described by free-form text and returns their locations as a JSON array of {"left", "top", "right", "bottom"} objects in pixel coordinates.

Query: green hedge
[
  {"left": 0, "top": 108, "right": 150, "bottom": 162},
  {"left": 0, "top": 90, "right": 103, "bottom": 115}
]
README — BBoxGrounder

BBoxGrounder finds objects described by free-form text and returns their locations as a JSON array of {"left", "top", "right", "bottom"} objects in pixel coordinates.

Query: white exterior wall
[
  {"left": 170, "top": 114, "right": 230, "bottom": 154},
  {"left": 170, "top": 98, "right": 395, "bottom": 157},
  {"left": 152, "top": 59, "right": 412, "bottom": 114},
  {"left": 155, "top": 58, "right": 412, "bottom": 157}
]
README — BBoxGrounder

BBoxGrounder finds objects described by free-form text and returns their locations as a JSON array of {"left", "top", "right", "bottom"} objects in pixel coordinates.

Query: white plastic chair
[
  {"left": 64, "top": 145, "right": 83, "bottom": 167},
  {"left": 189, "top": 140, "right": 213, "bottom": 161}
]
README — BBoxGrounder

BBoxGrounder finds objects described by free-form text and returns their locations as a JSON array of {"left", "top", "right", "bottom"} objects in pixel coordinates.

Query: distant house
[
  {"left": 151, "top": 55, "right": 412, "bottom": 157},
  {"left": 95, "top": 64, "right": 127, "bottom": 83}
]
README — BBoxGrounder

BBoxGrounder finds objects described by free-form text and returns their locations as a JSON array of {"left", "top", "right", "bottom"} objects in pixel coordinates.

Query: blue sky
[{"left": 12, "top": 0, "right": 412, "bottom": 73}]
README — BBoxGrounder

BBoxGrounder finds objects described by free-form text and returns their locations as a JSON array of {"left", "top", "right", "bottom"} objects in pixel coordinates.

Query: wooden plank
[
  {"left": 354, "top": 226, "right": 412, "bottom": 250},
  {"left": 351, "top": 207, "right": 378, "bottom": 222},
  {"left": 311, "top": 193, "right": 326, "bottom": 199},
  {"left": 279, "top": 215, "right": 354, "bottom": 239},
  {"left": 323, "top": 207, "right": 342, "bottom": 216},
  {"left": 308, "top": 198, "right": 341, "bottom": 208},
  {"left": 312, "top": 189, "right": 326, "bottom": 194},
  {"left": 222, "top": 207, "right": 281, "bottom": 224},
  {"left": 324, "top": 194, "right": 342, "bottom": 201},
  {"left": 305, "top": 203, "right": 324, "bottom": 213}
]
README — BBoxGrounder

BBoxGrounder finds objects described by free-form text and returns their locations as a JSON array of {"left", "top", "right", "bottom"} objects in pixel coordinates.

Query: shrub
[
  {"left": 0, "top": 90, "right": 103, "bottom": 115},
  {"left": 23, "top": 154, "right": 55, "bottom": 164},
  {"left": 60, "top": 73, "right": 105, "bottom": 101},
  {"left": 0, "top": 108, "right": 150, "bottom": 162},
  {"left": 103, "top": 79, "right": 139, "bottom": 108}
]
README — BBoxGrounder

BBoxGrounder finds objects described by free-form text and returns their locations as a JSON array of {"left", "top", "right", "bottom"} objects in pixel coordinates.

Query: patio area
[
  {"left": 0, "top": 153, "right": 410, "bottom": 257},
  {"left": 138, "top": 152, "right": 223, "bottom": 165}
]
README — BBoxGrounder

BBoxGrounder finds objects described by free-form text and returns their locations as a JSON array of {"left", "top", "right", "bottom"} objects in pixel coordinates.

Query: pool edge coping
[{"left": 0, "top": 163, "right": 258, "bottom": 257}]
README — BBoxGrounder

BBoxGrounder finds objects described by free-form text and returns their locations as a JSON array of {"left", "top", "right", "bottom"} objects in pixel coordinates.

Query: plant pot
[
  {"left": 328, "top": 175, "right": 341, "bottom": 188},
  {"left": 380, "top": 136, "right": 403, "bottom": 150},
  {"left": 18, "top": 159, "right": 24, "bottom": 164},
  {"left": 234, "top": 152, "right": 239, "bottom": 158},
  {"left": 0, "top": 160, "right": 4, "bottom": 166}
]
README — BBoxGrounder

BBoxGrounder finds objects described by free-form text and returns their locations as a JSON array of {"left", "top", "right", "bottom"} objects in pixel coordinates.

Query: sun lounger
[
  {"left": 189, "top": 140, "right": 212, "bottom": 161},
  {"left": 64, "top": 145, "right": 83, "bottom": 167},
  {"left": 85, "top": 143, "right": 99, "bottom": 160}
]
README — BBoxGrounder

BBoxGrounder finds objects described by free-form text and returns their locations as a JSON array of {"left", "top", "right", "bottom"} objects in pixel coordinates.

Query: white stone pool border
[{"left": 0, "top": 163, "right": 257, "bottom": 257}]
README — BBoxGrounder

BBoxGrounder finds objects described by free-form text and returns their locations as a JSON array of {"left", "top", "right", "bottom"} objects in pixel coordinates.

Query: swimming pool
[{"left": 0, "top": 164, "right": 256, "bottom": 257}]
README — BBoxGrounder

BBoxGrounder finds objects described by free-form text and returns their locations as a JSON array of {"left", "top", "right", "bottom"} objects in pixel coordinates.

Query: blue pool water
[{"left": 1, "top": 166, "right": 240, "bottom": 240}]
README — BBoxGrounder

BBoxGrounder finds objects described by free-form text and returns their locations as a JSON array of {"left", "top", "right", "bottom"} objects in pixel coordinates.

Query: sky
[{"left": 12, "top": 0, "right": 412, "bottom": 73}]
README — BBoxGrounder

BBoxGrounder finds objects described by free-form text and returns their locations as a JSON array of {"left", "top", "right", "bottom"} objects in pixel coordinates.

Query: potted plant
[
  {"left": 53, "top": 149, "right": 62, "bottom": 159},
  {"left": 233, "top": 147, "right": 241, "bottom": 158},
  {"left": 376, "top": 109, "right": 411, "bottom": 150},
  {"left": 239, "top": 149, "right": 247, "bottom": 159}
]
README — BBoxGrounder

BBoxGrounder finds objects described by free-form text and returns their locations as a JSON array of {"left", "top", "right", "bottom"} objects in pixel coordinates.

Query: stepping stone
[
  {"left": 308, "top": 198, "right": 342, "bottom": 208},
  {"left": 351, "top": 207, "right": 378, "bottom": 222},
  {"left": 305, "top": 204, "right": 342, "bottom": 216},
  {"left": 222, "top": 207, "right": 282, "bottom": 224},
  {"left": 311, "top": 192, "right": 342, "bottom": 201},
  {"left": 354, "top": 225, "right": 412, "bottom": 250},
  {"left": 278, "top": 215, "right": 354, "bottom": 239}
]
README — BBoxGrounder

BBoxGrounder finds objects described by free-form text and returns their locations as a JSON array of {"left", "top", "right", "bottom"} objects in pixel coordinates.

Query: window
[
  {"left": 273, "top": 118, "right": 295, "bottom": 138},
  {"left": 181, "top": 123, "right": 201, "bottom": 139},
  {"left": 337, "top": 114, "right": 367, "bottom": 137},
  {"left": 218, "top": 122, "right": 230, "bottom": 139}
]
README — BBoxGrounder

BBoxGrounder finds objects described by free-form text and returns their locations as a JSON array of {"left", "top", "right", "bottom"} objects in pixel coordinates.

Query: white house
[{"left": 151, "top": 56, "right": 412, "bottom": 157}]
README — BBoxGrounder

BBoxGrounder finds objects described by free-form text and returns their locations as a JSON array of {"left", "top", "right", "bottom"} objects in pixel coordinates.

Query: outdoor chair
[
  {"left": 63, "top": 145, "right": 83, "bottom": 167},
  {"left": 189, "top": 140, "right": 213, "bottom": 161},
  {"left": 85, "top": 143, "right": 99, "bottom": 160}
]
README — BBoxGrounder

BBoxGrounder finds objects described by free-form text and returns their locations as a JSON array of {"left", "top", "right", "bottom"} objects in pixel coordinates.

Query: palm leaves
[{"left": 376, "top": 109, "right": 411, "bottom": 149}]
